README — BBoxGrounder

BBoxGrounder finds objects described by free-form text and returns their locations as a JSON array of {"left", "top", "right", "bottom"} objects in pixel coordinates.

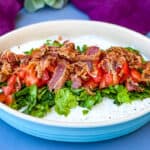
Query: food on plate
[{"left": 0, "top": 39, "right": 150, "bottom": 117}]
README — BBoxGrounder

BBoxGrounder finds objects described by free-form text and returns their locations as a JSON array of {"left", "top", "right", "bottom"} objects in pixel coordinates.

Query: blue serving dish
[{"left": 0, "top": 21, "right": 150, "bottom": 142}]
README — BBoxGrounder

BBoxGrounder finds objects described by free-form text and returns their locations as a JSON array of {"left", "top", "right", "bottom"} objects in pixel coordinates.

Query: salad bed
[{"left": 0, "top": 39, "right": 150, "bottom": 117}]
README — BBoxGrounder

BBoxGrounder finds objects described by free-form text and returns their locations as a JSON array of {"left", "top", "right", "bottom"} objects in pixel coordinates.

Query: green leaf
[
  {"left": 129, "top": 85, "right": 150, "bottom": 101},
  {"left": 12, "top": 85, "right": 37, "bottom": 113},
  {"left": 115, "top": 85, "right": 130, "bottom": 103},
  {"left": 12, "top": 86, "right": 55, "bottom": 118},
  {"left": 65, "top": 80, "right": 72, "bottom": 88},
  {"left": 79, "top": 90, "right": 102, "bottom": 109},
  {"left": 101, "top": 84, "right": 150, "bottom": 105},
  {"left": 30, "top": 86, "right": 55, "bottom": 117},
  {"left": 55, "top": 88, "right": 78, "bottom": 116},
  {"left": 24, "top": 0, "right": 45, "bottom": 12},
  {"left": 126, "top": 47, "right": 140, "bottom": 55},
  {"left": 26, "top": 85, "right": 37, "bottom": 112},
  {"left": 45, "top": 40, "right": 62, "bottom": 47},
  {"left": 76, "top": 44, "right": 88, "bottom": 53},
  {"left": 24, "top": 48, "right": 34, "bottom": 55}
]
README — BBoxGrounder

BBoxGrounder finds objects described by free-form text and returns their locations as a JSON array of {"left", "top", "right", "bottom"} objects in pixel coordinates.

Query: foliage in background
[{"left": 24, "top": 0, "right": 69, "bottom": 12}]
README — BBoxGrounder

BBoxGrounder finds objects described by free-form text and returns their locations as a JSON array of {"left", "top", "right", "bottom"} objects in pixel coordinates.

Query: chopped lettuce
[
  {"left": 101, "top": 85, "right": 130, "bottom": 105},
  {"left": 79, "top": 90, "right": 102, "bottom": 109},
  {"left": 55, "top": 88, "right": 78, "bottom": 116},
  {"left": 12, "top": 85, "right": 37, "bottom": 113},
  {"left": 30, "top": 86, "right": 55, "bottom": 117},
  {"left": 64, "top": 80, "right": 102, "bottom": 109},
  {"left": 129, "top": 85, "right": 150, "bottom": 101},
  {"left": 12, "top": 85, "right": 55, "bottom": 117},
  {"left": 10, "top": 82, "right": 150, "bottom": 118},
  {"left": 101, "top": 85, "right": 150, "bottom": 105}
]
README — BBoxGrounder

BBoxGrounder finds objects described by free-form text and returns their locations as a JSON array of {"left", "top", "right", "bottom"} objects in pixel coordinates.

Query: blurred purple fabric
[
  {"left": 71, "top": 0, "right": 150, "bottom": 34},
  {"left": 0, "top": 0, "right": 23, "bottom": 35},
  {"left": 0, "top": 0, "right": 150, "bottom": 35}
]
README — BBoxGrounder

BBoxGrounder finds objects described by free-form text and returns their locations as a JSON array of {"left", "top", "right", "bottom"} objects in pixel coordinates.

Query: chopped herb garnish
[
  {"left": 24, "top": 48, "right": 34, "bottom": 55},
  {"left": 45, "top": 40, "right": 62, "bottom": 47},
  {"left": 126, "top": 47, "right": 140, "bottom": 55},
  {"left": 77, "top": 44, "right": 88, "bottom": 53}
]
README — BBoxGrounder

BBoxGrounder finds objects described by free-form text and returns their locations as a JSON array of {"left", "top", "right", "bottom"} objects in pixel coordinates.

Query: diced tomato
[
  {"left": 0, "top": 94, "right": 7, "bottom": 102},
  {"left": 25, "top": 73, "right": 39, "bottom": 86},
  {"left": 93, "top": 60, "right": 99, "bottom": 67},
  {"left": 89, "top": 68, "right": 102, "bottom": 83},
  {"left": 112, "top": 74, "right": 119, "bottom": 85},
  {"left": 8, "top": 75, "right": 17, "bottom": 85},
  {"left": 92, "top": 73, "right": 102, "bottom": 83},
  {"left": 105, "top": 73, "right": 113, "bottom": 85},
  {"left": 5, "top": 95, "right": 13, "bottom": 105},
  {"left": 31, "top": 49, "right": 41, "bottom": 57},
  {"left": 37, "top": 70, "right": 50, "bottom": 87},
  {"left": 17, "top": 54, "right": 24, "bottom": 59},
  {"left": 119, "top": 62, "right": 130, "bottom": 83},
  {"left": 130, "top": 69, "right": 141, "bottom": 82},
  {"left": 18, "top": 70, "right": 26, "bottom": 80},
  {"left": 2, "top": 75, "right": 17, "bottom": 96},
  {"left": 25, "top": 69, "right": 50, "bottom": 87},
  {"left": 84, "top": 78, "right": 98, "bottom": 89},
  {"left": 42, "top": 70, "right": 50, "bottom": 82},
  {"left": 99, "top": 73, "right": 113, "bottom": 88},
  {"left": 47, "top": 65, "right": 55, "bottom": 73},
  {"left": 2, "top": 85, "right": 14, "bottom": 96}
]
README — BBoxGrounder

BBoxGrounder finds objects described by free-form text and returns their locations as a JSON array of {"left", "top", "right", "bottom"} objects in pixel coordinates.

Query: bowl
[{"left": 0, "top": 20, "right": 150, "bottom": 142}]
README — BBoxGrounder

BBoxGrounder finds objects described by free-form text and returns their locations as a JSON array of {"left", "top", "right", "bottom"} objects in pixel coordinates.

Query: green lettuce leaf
[
  {"left": 12, "top": 85, "right": 55, "bottom": 117},
  {"left": 55, "top": 88, "right": 78, "bottom": 116},
  {"left": 79, "top": 90, "right": 102, "bottom": 109},
  {"left": 76, "top": 44, "right": 88, "bottom": 53}
]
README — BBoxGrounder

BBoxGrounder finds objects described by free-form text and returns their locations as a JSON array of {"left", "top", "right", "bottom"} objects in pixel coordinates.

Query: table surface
[{"left": 0, "top": 3, "right": 150, "bottom": 150}]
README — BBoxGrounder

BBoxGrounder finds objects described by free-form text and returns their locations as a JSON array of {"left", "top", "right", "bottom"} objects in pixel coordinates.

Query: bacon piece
[
  {"left": 71, "top": 61, "right": 90, "bottom": 81},
  {"left": 58, "top": 42, "right": 77, "bottom": 61},
  {"left": 45, "top": 42, "right": 77, "bottom": 61},
  {"left": 39, "top": 55, "right": 56, "bottom": 72},
  {"left": 0, "top": 61, "right": 13, "bottom": 82},
  {"left": 77, "top": 46, "right": 101, "bottom": 61},
  {"left": 71, "top": 75, "right": 82, "bottom": 89},
  {"left": 20, "top": 55, "right": 31, "bottom": 66},
  {"left": 107, "top": 47, "right": 143, "bottom": 69},
  {"left": 141, "top": 62, "right": 150, "bottom": 82},
  {"left": 0, "top": 50, "right": 19, "bottom": 63},
  {"left": 126, "top": 78, "right": 143, "bottom": 92},
  {"left": 48, "top": 60, "right": 69, "bottom": 91}
]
